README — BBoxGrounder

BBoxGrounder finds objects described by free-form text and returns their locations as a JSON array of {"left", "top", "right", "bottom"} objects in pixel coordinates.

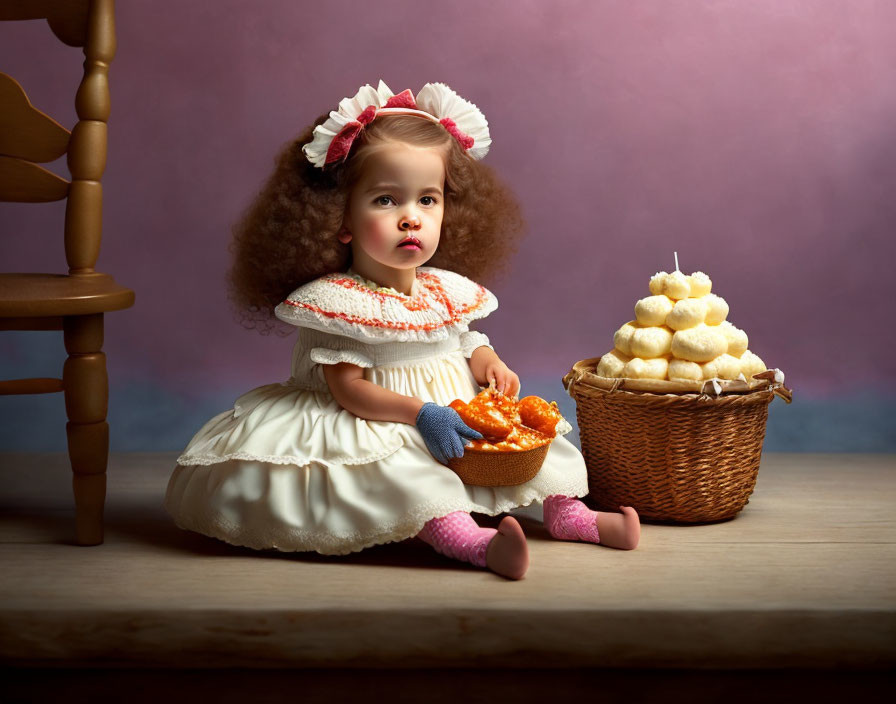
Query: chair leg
[{"left": 63, "top": 313, "right": 109, "bottom": 546}]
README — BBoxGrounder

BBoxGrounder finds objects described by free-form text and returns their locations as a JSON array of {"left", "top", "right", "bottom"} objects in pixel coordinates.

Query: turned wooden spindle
[
  {"left": 65, "top": 0, "right": 115, "bottom": 275},
  {"left": 63, "top": 313, "right": 109, "bottom": 545}
]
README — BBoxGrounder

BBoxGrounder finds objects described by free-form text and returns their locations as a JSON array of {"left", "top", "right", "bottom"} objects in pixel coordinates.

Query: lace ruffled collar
[
  {"left": 345, "top": 267, "right": 422, "bottom": 300},
  {"left": 274, "top": 266, "right": 498, "bottom": 344}
]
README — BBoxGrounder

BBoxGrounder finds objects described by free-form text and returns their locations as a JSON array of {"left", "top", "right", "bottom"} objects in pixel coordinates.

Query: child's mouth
[{"left": 397, "top": 236, "right": 422, "bottom": 250}]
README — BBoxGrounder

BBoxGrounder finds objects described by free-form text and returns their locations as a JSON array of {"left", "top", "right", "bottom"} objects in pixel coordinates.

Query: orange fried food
[
  {"left": 518, "top": 396, "right": 563, "bottom": 436},
  {"left": 451, "top": 389, "right": 561, "bottom": 452},
  {"left": 450, "top": 398, "right": 513, "bottom": 442},
  {"left": 505, "top": 425, "right": 552, "bottom": 450},
  {"left": 448, "top": 399, "right": 467, "bottom": 414},
  {"left": 486, "top": 389, "right": 520, "bottom": 425}
]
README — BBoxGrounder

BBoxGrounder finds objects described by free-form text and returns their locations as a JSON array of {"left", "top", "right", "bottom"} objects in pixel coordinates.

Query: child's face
[{"left": 343, "top": 142, "right": 445, "bottom": 277}]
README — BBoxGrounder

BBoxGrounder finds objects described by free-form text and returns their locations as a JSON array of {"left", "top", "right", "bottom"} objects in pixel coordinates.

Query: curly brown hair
[{"left": 228, "top": 112, "right": 525, "bottom": 334}]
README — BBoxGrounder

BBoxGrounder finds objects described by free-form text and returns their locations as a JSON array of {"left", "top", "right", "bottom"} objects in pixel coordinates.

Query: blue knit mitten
[{"left": 415, "top": 402, "right": 483, "bottom": 465}]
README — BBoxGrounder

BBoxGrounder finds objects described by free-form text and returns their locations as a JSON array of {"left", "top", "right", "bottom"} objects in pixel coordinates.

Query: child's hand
[
  {"left": 415, "top": 403, "right": 484, "bottom": 465},
  {"left": 484, "top": 359, "right": 520, "bottom": 398},
  {"left": 470, "top": 347, "right": 520, "bottom": 398}
]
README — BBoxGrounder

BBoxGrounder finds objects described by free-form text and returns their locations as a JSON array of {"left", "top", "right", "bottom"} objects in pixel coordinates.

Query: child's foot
[
  {"left": 543, "top": 495, "right": 640, "bottom": 550},
  {"left": 485, "top": 516, "right": 529, "bottom": 580},
  {"left": 595, "top": 506, "right": 641, "bottom": 550}
]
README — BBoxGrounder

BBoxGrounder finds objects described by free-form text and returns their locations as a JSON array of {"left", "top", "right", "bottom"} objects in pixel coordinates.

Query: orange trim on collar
[
  {"left": 282, "top": 271, "right": 489, "bottom": 331},
  {"left": 329, "top": 275, "right": 428, "bottom": 311}
]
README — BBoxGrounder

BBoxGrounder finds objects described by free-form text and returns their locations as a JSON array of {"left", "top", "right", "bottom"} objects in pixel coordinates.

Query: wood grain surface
[{"left": 0, "top": 452, "right": 893, "bottom": 669}]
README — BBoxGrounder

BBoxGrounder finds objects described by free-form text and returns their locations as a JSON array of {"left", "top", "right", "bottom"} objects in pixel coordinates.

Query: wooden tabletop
[{"left": 0, "top": 452, "right": 893, "bottom": 669}]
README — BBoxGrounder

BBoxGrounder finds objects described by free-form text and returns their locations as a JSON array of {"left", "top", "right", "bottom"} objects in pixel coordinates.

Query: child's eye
[
  {"left": 374, "top": 196, "right": 395, "bottom": 206},
  {"left": 420, "top": 196, "right": 437, "bottom": 206}
]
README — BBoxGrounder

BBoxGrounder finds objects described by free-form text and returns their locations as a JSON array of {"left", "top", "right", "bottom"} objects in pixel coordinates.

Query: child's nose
[{"left": 399, "top": 214, "right": 422, "bottom": 231}]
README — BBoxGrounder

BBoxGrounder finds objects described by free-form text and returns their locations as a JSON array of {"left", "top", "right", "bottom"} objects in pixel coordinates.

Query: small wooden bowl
[{"left": 448, "top": 443, "right": 550, "bottom": 487}]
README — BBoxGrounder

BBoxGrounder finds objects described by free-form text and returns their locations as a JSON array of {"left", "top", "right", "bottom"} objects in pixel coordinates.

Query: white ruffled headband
[{"left": 303, "top": 80, "right": 491, "bottom": 168}]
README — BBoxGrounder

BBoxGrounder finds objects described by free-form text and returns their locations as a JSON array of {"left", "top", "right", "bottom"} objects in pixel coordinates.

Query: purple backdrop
[{"left": 2, "top": 0, "right": 895, "bottom": 410}]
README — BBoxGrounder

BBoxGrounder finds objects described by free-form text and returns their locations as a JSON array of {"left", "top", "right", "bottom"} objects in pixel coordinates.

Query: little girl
[{"left": 166, "top": 81, "right": 640, "bottom": 580}]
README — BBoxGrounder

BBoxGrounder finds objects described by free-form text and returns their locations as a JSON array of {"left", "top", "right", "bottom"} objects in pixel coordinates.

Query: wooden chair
[{"left": 0, "top": 0, "right": 134, "bottom": 545}]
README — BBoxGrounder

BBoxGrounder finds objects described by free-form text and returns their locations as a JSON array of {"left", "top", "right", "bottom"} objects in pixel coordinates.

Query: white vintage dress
[{"left": 165, "top": 266, "right": 588, "bottom": 555}]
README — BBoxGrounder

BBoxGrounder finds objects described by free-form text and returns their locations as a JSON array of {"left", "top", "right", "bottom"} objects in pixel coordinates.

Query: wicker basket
[
  {"left": 448, "top": 443, "right": 550, "bottom": 487},
  {"left": 562, "top": 358, "right": 792, "bottom": 523}
]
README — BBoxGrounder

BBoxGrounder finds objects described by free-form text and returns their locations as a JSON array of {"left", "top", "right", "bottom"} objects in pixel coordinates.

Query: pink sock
[
  {"left": 543, "top": 495, "right": 600, "bottom": 544},
  {"left": 417, "top": 511, "right": 497, "bottom": 567}
]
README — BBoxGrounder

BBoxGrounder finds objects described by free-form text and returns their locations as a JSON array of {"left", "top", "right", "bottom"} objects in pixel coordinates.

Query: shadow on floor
[{"left": 2, "top": 498, "right": 555, "bottom": 575}]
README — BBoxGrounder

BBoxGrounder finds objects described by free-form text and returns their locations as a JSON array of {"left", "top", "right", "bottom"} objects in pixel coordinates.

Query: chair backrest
[{"left": 0, "top": 0, "right": 115, "bottom": 276}]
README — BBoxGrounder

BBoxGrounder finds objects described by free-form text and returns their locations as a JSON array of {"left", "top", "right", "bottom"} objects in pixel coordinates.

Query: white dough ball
[
  {"left": 668, "top": 358, "right": 703, "bottom": 381},
  {"left": 666, "top": 297, "right": 709, "bottom": 331},
  {"left": 704, "top": 293, "right": 729, "bottom": 325},
  {"left": 739, "top": 350, "right": 766, "bottom": 379},
  {"left": 719, "top": 321, "right": 748, "bottom": 357},
  {"left": 624, "top": 356, "right": 669, "bottom": 380},
  {"left": 630, "top": 325, "right": 673, "bottom": 358},
  {"left": 635, "top": 295, "right": 674, "bottom": 326},
  {"left": 648, "top": 271, "right": 691, "bottom": 299},
  {"left": 663, "top": 271, "right": 692, "bottom": 300},
  {"left": 702, "top": 353, "right": 742, "bottom": 380},
  {"left": 613, "top": 321, "right": 638, "bottom": 357},
  {"left": 596, "top": 349, "right": 630, "bottom": 378},
  {"left": 688, "top": 271, "right": 712, "bottom": 297},
  {"left": 648, "top": 272, "right": 667, "bottom": 296},
  {"left": 671, "top": 324, "right": 728, "bottom": 363}
]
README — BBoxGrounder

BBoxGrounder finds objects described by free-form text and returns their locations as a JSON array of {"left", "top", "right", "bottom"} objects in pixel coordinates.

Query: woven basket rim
[
  {"left": 563, "top": 357, "right": 792, "bottom": 404},
  {"left": 461, "top": 442, "right": 551, "bottom": 456}
]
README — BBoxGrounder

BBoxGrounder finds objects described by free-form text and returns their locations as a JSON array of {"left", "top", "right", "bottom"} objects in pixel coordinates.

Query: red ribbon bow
[{"left": 324, "top": 88, "right": 473, "bottom": 165}]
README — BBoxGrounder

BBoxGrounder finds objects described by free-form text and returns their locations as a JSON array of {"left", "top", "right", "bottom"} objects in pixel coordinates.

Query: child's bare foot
[
  {"left": 596, "top": 506, "right": 641, "bottom": 550},
  {"left": 486, "top": 516, "right": 529, "bottom": 580}
]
